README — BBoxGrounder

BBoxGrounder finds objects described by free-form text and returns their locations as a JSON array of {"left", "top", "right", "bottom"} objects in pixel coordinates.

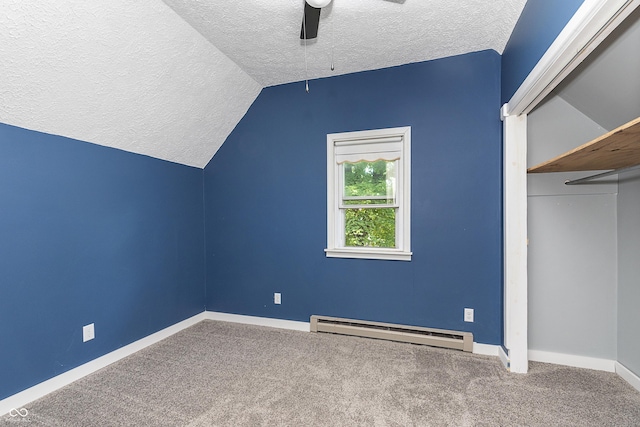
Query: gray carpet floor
[{"left": 2, "top": 320, "right": 640, "bottom": 426}]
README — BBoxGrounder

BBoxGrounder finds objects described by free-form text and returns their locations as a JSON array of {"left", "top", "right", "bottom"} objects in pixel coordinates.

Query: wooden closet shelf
[{"left": 528, "top": 116, "right": 640, "bottom": 173}]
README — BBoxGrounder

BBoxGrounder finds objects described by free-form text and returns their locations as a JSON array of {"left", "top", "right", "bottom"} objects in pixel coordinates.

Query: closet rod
[{"left": 565, "top": 164, "right": 640, "bottom": 185}]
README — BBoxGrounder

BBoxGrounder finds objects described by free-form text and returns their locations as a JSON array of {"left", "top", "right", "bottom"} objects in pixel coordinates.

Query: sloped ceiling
[
  {"left": 161, "top": 0, "right": 527, "bottom": 87},
  {"left": 1, "top": 0, "right": 527, "bottom": 168},
  {"left": 0, "top": 0, "right": 261, "bottom": 168},
  {"left": 554, "top": 6, "right": 640, "bottom": 131}
]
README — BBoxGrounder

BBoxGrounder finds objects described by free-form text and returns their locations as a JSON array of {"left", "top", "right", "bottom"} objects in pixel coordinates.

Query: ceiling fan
[
  {"left": 300, "top": 0, "right": 332, "bottom": 40},
  {"left": 300, "top": 0, "right": 403, "bottom": 40}
]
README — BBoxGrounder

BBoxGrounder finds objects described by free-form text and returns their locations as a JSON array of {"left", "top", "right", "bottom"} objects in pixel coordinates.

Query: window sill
[{"left": 325, "top": 248, "right": 412, "bottom": 261}]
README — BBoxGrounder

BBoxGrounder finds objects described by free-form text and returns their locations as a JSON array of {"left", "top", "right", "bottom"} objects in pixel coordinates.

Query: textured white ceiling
[
  {"left": 1, "top": 0, "right": 526, "bottom": 168},
  {"left": 1, "top": 0, "right": 261, "bottom": 168},
  {"left": 162, "top": 0, "right": 527, "bottom": 87}
]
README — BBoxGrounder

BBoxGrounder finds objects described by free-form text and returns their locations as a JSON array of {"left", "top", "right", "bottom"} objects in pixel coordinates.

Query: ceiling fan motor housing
[{"left": 306, "top": 0, "right": 331, "bottom": 8}]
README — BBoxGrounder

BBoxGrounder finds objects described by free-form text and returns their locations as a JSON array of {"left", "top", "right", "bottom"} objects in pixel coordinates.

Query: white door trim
[
  {"left": 501, "top": 0, "right": 639, "bottom": 373},
  {"left": 502, "top": 112, "right": 528, "bottom": 374}
]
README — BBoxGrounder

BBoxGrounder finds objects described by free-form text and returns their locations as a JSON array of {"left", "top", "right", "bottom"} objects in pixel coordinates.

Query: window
[{"left": 326, "top": 127, "right": 411, "bottom": 261}]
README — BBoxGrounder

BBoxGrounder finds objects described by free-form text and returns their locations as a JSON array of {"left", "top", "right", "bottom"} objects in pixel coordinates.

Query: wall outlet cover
[
  {"left": 83, "top": 323, "right": 95, "bottom": 342},
  {"left": 464, "top": 308, "right": 474, "bottom": 322},
  {"left": 274, "top": 293, "right": 281, "bottom": 305}
]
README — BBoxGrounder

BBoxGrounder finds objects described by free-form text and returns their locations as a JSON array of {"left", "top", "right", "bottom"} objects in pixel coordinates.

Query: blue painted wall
[
  {"left": 502, "top": 0, "right": 586, "bottom": 104},
  {"left": 204, "top": 50, "right": 503, "bottom": 344},
  {"left": 0, "top": 124, "right": 205, "bottom": 400}
]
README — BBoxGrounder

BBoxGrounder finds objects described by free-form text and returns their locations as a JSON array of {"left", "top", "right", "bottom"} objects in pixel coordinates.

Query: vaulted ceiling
[
  {"left": 1, "top": 0, "right": 527, "bottom": 168},
  {"left": 553, "top": 5, "right": 640, "bottom": 132}
]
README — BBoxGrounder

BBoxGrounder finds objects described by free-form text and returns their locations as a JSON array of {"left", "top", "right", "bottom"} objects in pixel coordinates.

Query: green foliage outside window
[
  {"left": 345, "top": 208, "right": 396, "bottom": 247},
  {"left": 343, "top": 160, "right": 396, "bottom": 248}
]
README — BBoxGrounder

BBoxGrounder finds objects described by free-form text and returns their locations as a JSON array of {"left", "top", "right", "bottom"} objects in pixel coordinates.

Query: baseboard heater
[{"left": 310, "top": 315, "right": 473, "bottom": 352}]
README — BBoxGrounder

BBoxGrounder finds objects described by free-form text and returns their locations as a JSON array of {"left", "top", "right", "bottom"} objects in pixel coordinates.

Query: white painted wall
[
  {"left": 0, "top": 0, "right": 262, "bottom": 168},
  {"left": 527, "top": 95, "right": 618, "bottom": 360},
  {"left": 617, "top": 170, "right": 640, "bottom": 376}
]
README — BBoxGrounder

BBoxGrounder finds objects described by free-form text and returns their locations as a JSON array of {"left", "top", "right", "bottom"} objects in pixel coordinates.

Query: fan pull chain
[
  {"left": 303, "top": 6, "right": 310, "bottom": 93},
  {"left": 330, "top": 10, "right": 335, "bottom": 71}
]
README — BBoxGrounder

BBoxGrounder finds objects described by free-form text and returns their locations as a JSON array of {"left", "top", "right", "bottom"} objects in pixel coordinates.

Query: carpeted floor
[{"left": 3, "top": 320, "right": 640, "bottom": 426}]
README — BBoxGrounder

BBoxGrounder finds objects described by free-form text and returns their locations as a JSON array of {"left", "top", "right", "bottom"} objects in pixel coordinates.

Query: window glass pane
[
  {"left": 344, "top": 207, "right": 396, "bottom": 248},
  {"left": 343, "top": 160, "right": 396, "bottom": 205}
]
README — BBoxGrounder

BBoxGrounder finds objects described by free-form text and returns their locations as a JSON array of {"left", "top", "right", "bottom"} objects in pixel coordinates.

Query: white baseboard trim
[
  {"left": 498, "top": 346, "right": 511, "bottom": 371},
  {"left": 615, "top": 362, "right": 640, "bottom": 392},
  {"left": 473, "top": 343, "right": 501, "bottom": 357},
  {"left": 528, "top": 349, "right": 616, "bottom": 372},
  {"left": 204, "top": 311, "right": 310, "bottom": 332},
  {"left": 0, "top": 312, "right": 208, "bottom": 417},
  {"left": 8, "top": 310, "right": 629, "bottom": 418}
]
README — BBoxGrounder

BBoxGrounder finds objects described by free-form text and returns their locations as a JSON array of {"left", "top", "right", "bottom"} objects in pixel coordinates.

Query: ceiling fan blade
[{"left": 300, "top": 2, "right": 321, "bottom": 40}]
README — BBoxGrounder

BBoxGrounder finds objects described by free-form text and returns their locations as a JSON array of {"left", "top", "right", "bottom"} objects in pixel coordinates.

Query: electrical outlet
[
  {"left": 464, "top": 308, "right": 474, "bottom": 323},
  {"left": 274, "top": 293, "right": 281, "bottom": 305},
  {"left": 83, "top": 323, "right": 95, "bottom": 342}
]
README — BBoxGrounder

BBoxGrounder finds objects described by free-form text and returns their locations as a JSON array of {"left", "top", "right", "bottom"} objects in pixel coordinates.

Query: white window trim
[{"left": 325, "top": 126, "right": 412, "bottom": 261}]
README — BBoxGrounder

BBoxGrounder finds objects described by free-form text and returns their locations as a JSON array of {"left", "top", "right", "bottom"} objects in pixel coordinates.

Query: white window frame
[{"left": 325, "top": 126, "right": 412, "bottom": 261}]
